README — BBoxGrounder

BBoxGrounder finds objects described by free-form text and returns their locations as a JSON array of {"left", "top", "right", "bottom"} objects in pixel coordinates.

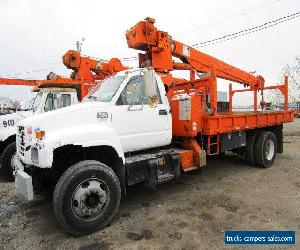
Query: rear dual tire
[
  {"left": 53, "top": 160, "right": 121, "bottom": 236},
  {"left": 254, "top": 131, "right": 277, "bottom": 168},
  {"left": 245, "top": 131, "right": 277, "bottom": 168}
]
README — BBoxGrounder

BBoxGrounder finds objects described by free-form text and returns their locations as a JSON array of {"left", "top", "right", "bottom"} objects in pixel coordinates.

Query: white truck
[
  {"left": 0, "top": 87, "right": 79, "bottom": 180},
  {"left": 14, "top": 65, "right": 288, "bottom": 236},
  {"left": 14, "top": 69, "right": 178, "bottom": 235},
  {"left": 13, "top": 16, "right": 295, "bottom": 236}
]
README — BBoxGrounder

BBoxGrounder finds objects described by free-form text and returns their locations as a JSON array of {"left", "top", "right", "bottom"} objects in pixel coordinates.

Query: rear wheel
[
  {"left": 53, "top": 160, "right": 121, "bottom": 236},
  {"left": 0, "top": 142, "right": 16, "bottom": 181},
  {"left": 254, "top": 131, "right": 277, "bottom": 168},
  {"left": 245, "top": 131, "right": 261, "bottom": 166}
]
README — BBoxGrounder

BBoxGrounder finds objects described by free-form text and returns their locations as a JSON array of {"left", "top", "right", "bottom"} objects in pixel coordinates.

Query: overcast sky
[{"left": 0, "top": 0, "right": 299, "bottom": 105}]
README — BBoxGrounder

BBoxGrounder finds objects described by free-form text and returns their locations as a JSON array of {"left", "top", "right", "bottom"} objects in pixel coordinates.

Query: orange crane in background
[
  {"left": 0, "top": 50, "right": 127, "bottom": 99},
  {"left": 62, "top": 50, "right": 127, "bottom": 98}
]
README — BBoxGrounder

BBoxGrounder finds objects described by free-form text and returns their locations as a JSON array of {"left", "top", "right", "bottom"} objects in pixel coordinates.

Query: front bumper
[{"left": 13, "top": 156, "right": 34, "bottom": 201}]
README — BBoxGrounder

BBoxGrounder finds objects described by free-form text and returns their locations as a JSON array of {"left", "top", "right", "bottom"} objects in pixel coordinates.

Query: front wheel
[
  {"left": 0, "top": 142, "right": 16, "bottom": 181},
  {"left": 53, "top": 160, "right": 121, "bottom": 236}
]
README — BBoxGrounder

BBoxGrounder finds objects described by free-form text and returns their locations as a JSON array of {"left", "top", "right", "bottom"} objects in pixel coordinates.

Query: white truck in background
[
  {"left": 0, "top": 49, "right": 127, "bottom": 181},
  {"left": 0, "top": 87, "right": 79, "bottom": 180}
]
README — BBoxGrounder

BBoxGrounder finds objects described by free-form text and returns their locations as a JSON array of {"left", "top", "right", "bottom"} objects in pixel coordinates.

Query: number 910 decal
[{"left": 2, "top": 119, "right": 15, "bottom": 128}]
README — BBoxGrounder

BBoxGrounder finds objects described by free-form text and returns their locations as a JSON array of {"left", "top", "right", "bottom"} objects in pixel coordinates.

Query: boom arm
[
  {"left": 0, "top": 78, "right": 38, "bottom": 87},
  {"left": 63, "top": 50, "right": 128, "bottom": 82},
  {"left": 126, "top": 17, "right": 264, "bottom": 88},
  {"left": 0, "top": 50, "right": 128, "bottom": 100}
]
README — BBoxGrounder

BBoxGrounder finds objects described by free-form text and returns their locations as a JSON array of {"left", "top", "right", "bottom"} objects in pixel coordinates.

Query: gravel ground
[{"left": 0, "top": 119, "right": 299, "bottom": 250}]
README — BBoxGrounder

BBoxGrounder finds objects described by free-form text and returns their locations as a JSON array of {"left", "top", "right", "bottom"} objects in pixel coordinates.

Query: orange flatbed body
[{"left": 202, "top": 110, "right": 294, "bottom": 135}]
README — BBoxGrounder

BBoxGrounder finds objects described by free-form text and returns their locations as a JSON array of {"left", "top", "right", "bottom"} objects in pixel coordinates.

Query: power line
[
  {"left": 176, "top": 0, "right": 284, "bottom": 35},
  {"left": 0, "top": 55, "right": 139, "bottom": 79},
  {"left": 192, "top": 11, "right": 300, "bottom": 48},
  {"left": 4, "top": 10, "right": 299, "bottom": 77},
  {"left": 206, "top": 0, "right": 284, "bottom": 28},
  {"left": 0, "top": 64, "right": 61, "bottom": 78},
  {"left": 0, "top": 44, "right": 72, "bottom": 59}
]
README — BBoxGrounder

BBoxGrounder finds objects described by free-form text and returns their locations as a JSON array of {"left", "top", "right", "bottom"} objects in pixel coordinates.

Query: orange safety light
[{"left": 35, "top": 130, "right": 45, "bottom": 140}]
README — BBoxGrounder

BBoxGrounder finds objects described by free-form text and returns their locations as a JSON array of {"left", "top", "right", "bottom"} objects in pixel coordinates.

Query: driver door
[{"left": 111, "top": 73, "right": 171, "bottom": 153}]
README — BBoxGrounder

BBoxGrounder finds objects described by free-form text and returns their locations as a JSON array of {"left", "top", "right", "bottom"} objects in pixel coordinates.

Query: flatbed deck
[{"left": 203, "top": 110, "right": 294, "bottom": 135}]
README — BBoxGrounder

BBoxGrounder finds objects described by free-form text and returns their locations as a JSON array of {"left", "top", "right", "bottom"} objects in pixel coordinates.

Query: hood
[{"left": 19, "top": 102, "right": 110, "bottom": 133}]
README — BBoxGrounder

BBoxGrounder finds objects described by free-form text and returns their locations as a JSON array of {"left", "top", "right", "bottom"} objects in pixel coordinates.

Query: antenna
[{"left": 76, "top": 37, "right": 85, "bottom": 54}]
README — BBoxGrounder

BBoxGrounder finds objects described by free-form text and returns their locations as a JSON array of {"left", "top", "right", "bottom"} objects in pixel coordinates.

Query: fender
[
  {"left": 0, "top": 114, "right": 18, "bottom": 142},
  {"left": 0, "top": 111, "right": 33, "bottom": 142},
  {"left": 35, "top": 123, "right": 125, "bottom": 168}
]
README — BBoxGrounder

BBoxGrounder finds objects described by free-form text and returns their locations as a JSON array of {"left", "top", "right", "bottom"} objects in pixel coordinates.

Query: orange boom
[{"left": 126, "top": 17, "right": 293, "bottom": 169}]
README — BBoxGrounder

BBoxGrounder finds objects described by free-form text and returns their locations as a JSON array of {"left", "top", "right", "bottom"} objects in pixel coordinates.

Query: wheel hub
[
  {"left": 265, "top": 139, "right": 275, "bottom": 161},
  {"left": 72, "top": 179, "right": 108, "bottom": 220}
]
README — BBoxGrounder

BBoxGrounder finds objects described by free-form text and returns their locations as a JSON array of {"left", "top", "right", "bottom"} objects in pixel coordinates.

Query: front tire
[
  {"left": 0, "top": 142, "right": 16, "bottom": 181},
  {"left": 53, "top": 160, "right": 121, "bottom": 236}
]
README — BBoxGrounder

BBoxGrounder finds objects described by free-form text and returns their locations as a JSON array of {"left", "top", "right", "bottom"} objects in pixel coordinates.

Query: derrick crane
[
  {"left": 125, "top": 18, "right": 264, "bottom": 86},
  {"left": 126, "top": 17, "right": 291, "bottom": 166},
  {"left": 125, "top": 17, "right": 287, "bottom": 112}
]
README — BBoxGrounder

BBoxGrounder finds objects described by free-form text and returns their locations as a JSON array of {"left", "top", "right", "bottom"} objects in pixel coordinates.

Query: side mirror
[{"left": 144, "top": 69, "right": 157, "bottom": 98}]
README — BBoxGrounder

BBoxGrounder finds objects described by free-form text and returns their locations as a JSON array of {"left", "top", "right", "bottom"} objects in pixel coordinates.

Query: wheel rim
[
  {"left": 265, "top": 139, "right": 275, "bottom": 161},
  {"left": 71, "top": 178, "right": 109, "bottom": 221}
]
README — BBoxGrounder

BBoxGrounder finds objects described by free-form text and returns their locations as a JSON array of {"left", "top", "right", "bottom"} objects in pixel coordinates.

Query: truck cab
[
  {"left": 16, "top": 69, "right": 172, "bottom": 168},
  {"left": 0, "top": 87, "right": 78, "bottom": 181},
  {"left": 84, "top": 69, "right": 172, "bottom": 152},
  {"left": 14, "top": 68, "right": 178, "bottom": 233}
]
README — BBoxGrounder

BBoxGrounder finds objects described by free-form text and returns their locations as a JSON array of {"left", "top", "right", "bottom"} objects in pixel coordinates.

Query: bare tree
[{"left": 266, "top": 58, "right": 300, "bottom": 106}]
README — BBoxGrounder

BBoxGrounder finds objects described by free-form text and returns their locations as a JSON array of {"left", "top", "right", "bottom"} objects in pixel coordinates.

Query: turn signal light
[{"left": 35, "top": 130, "right": 45, "bottom": 140}]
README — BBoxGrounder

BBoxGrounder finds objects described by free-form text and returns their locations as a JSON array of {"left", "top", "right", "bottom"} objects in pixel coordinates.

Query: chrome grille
[{"left": 17, "top": 126, "right": 25, "bottom": 158}]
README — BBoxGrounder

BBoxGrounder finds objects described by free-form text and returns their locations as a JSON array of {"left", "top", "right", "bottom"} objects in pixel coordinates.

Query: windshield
[
  {"left": 84, "top": 76, "right": 126, "bottom": 102},
  {"left": 29, "top": 91, "right": 43, "bottom": 111}
]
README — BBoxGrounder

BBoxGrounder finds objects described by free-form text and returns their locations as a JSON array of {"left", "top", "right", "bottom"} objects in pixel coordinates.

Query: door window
[
  {"left": 62, "top": 94, "right": 71, "bottom": 107},
  {"left": 117, "top": 74, "right": 161, "bottom": 105}
]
